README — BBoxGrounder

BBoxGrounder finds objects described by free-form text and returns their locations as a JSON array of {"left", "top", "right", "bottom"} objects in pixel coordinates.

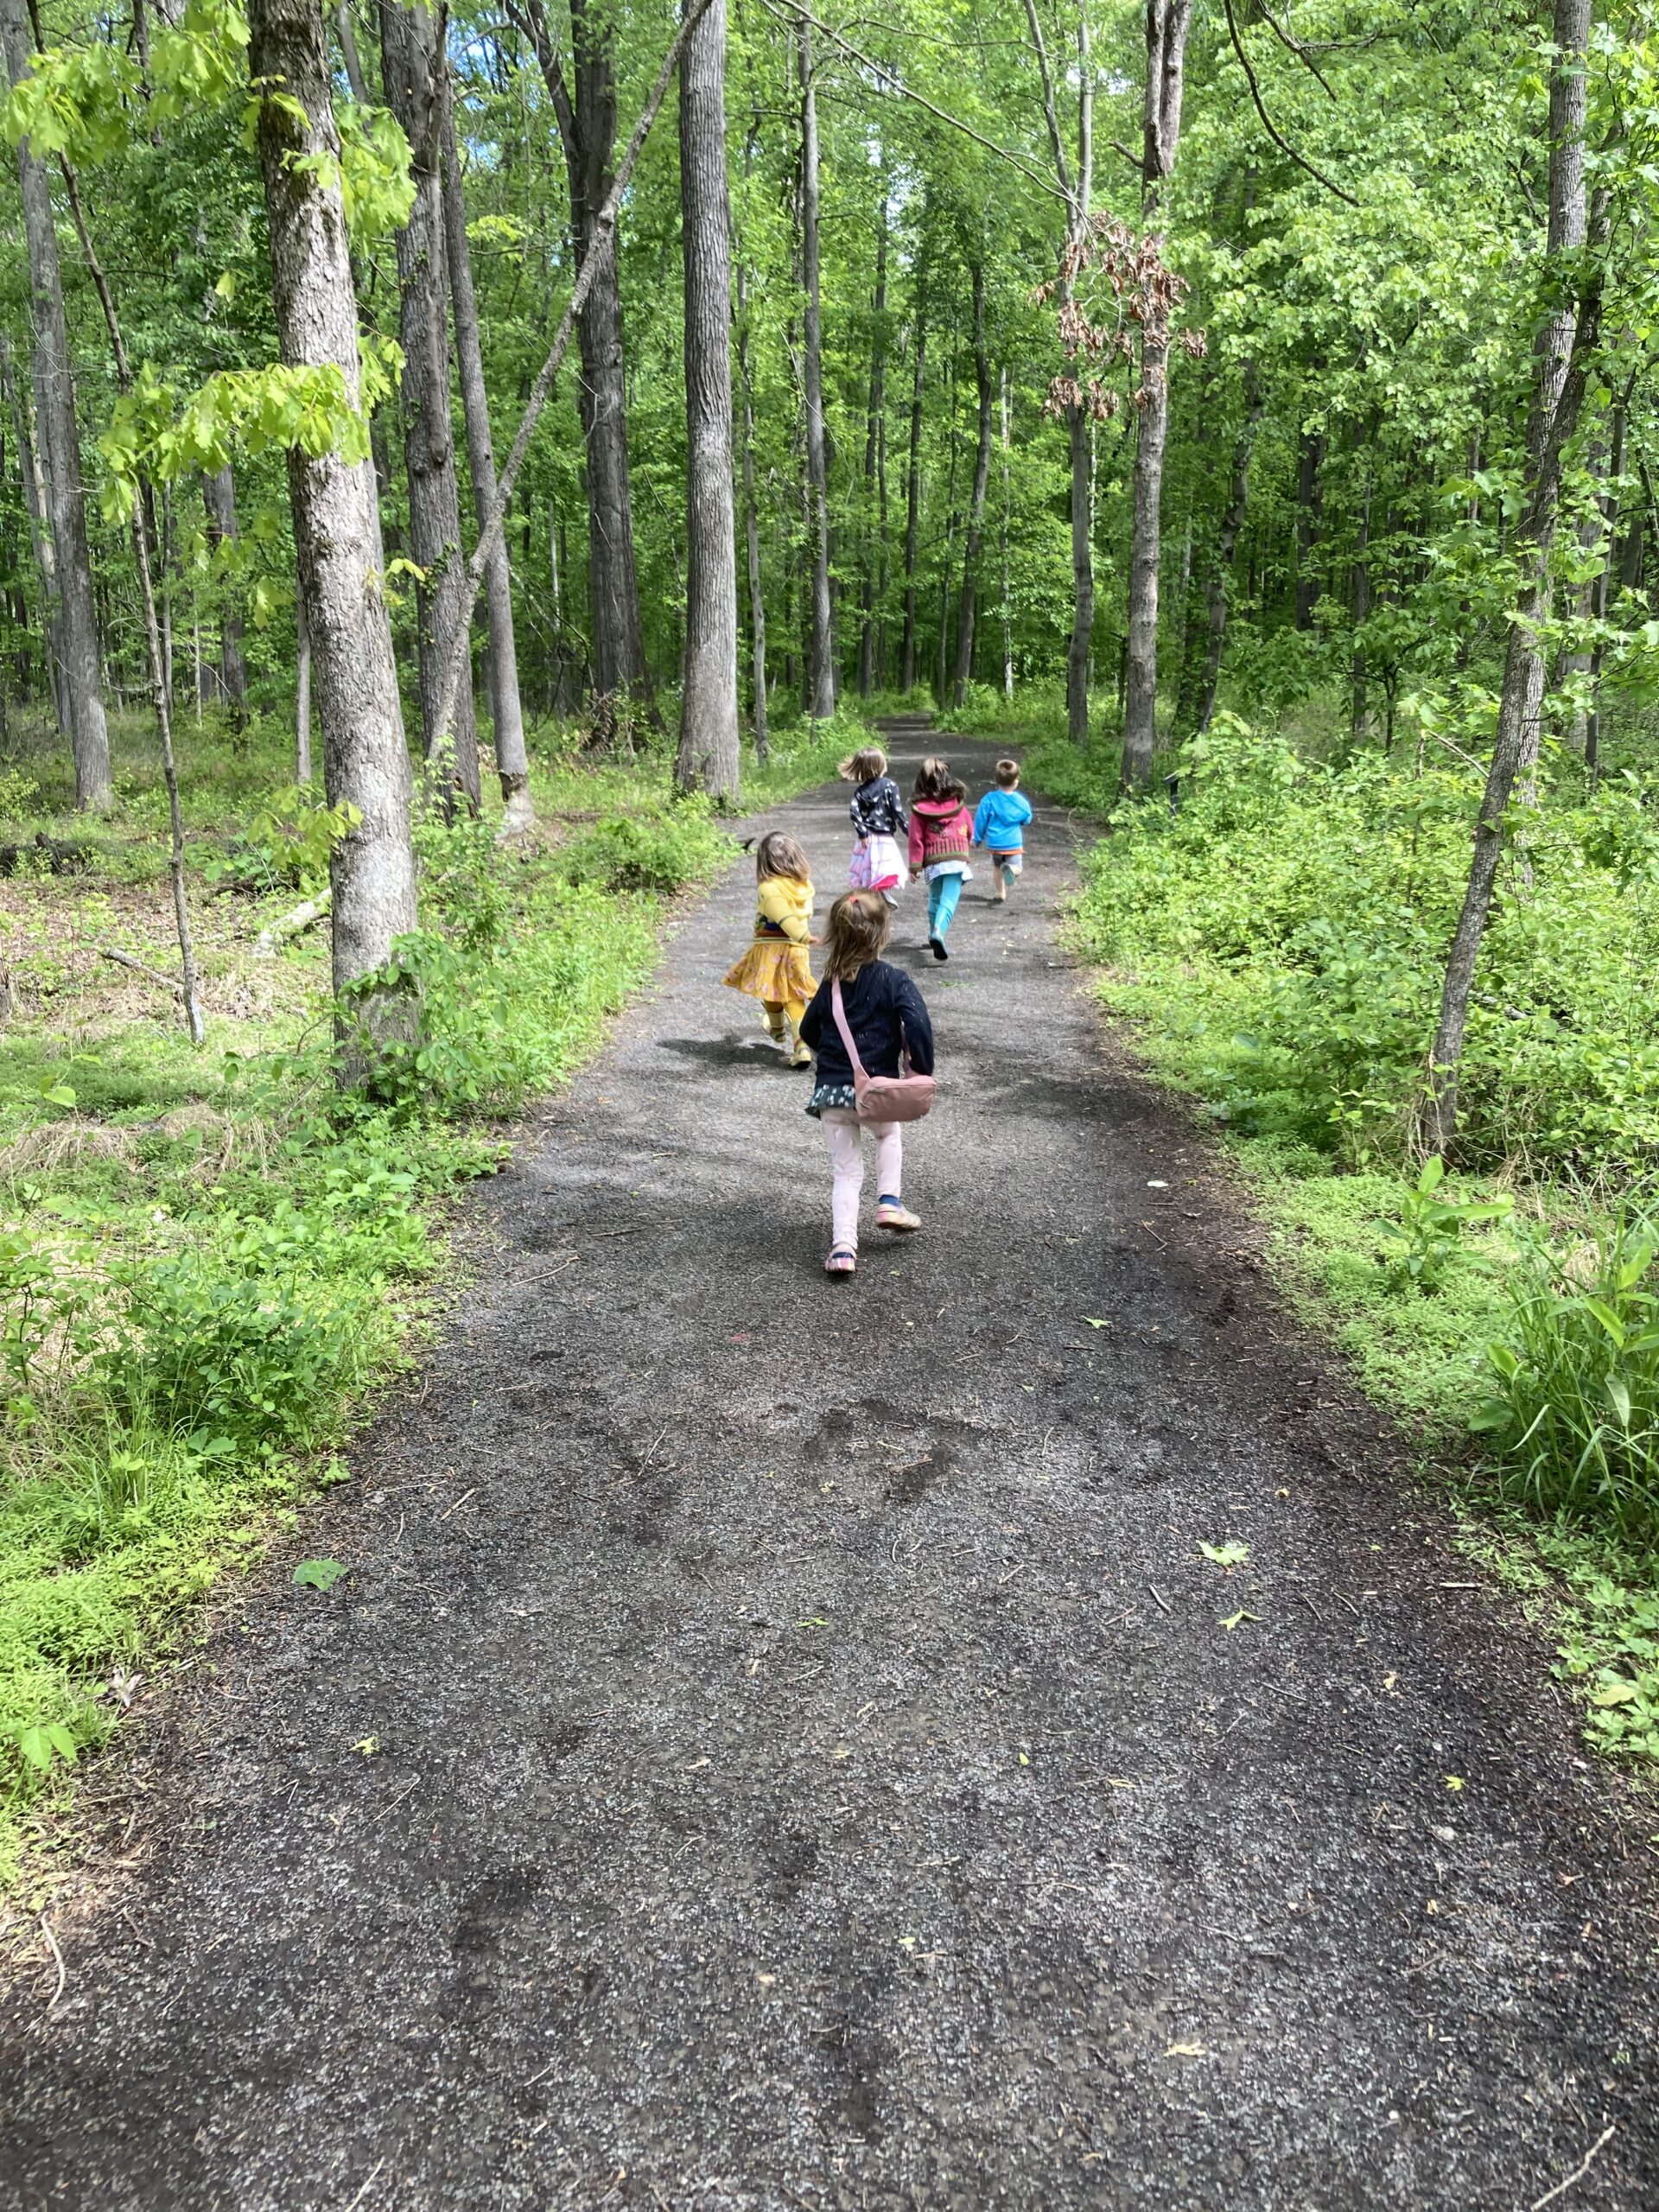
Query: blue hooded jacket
[{"left": 974, "top": 787, "right": 1033, "bottom": 851}]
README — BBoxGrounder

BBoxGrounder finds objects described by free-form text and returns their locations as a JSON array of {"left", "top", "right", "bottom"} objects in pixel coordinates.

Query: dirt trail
[{"left": 3, "top": 728, "right": 1656, "bottom": 2210}]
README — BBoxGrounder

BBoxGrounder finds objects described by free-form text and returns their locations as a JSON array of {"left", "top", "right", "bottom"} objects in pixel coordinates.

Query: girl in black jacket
[{"left": 798, "top": 893, "right": 935, "bottom": 1277}]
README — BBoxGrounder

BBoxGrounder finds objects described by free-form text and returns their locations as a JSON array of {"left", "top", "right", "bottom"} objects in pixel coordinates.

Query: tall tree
[
  {"left": 951, "top": 258, "right": 993, "bottom": 709},
  {"left": 1419, "top": 0, "right": 1596, "bottom": 1153},
  {"left": 899, "top": 285, "right": 925, "bottom": 694},
  {"left": 248, "top": 0, "right": 418, "bottom": 1075},
  {"left": 200, "top": 466, "right": 248, "bottom": 728},
  {"left": 673, "top": 0, "right": 739, "bottom": 799},
  {"left": 1120, "top": 0, "right": 1193, "bottom": 789},
  {"left": 512, "top": 0, "right": 650, "bottom": 710},
  {"left": 0, "top": 0, "right": 112, "bottom": 812},
  {"left": 856, "top": 199, "right": 887, "bottom": 698},
  {"left": 797, "top": 15, "right": 835, "bottom": 721},
  {"left": 379, "top": 0, "right": 481, "bottom": 806},
  {"left": 440, "top": 75, "right": 533, "bottom": 830}
]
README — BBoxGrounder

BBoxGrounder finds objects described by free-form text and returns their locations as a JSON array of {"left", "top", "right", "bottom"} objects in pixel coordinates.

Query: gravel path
[{"left": 3, "top": 728, "right": 1656, "bottom": 2211}]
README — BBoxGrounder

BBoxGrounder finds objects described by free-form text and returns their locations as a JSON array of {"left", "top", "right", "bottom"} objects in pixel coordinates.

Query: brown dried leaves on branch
[{"left": 1040, "top": 213, "right": 1205, "bottom": 422}]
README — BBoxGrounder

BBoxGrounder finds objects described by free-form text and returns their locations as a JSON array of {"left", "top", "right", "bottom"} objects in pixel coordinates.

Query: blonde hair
[
  {"left": 837, "top": 746, "right": 887, "bottom": 785},
  {"left": 822, "top": 890, "right": 892, "bottom": 981},
  {"left": 755, "top": 831, "right": 810, "bottom": 883},
  {"left": 995, "top": 757, "right": 1021, "bottom": 789}
]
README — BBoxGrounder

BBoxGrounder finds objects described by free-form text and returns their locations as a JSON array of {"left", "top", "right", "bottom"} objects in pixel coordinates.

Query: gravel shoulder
[{"left": 3, "top": 732, "right": 1656, "bottom": 2212}]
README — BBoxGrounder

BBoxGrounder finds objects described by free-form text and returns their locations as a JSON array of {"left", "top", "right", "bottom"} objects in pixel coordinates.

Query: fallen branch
[
  {"left": 99, "top": 946, "right": 185, "bottom": 999},
  {"left": 254, "top": 888, "right": 331, "bottom": 957}
]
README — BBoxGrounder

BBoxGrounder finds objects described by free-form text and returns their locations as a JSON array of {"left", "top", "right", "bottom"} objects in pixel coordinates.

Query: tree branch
[
  {"left": 1020, "top": 0, "right": 1076, "bottom": 211},
  {"left": 1221, "top": 0, "right": 1358, "bottom": 208}
]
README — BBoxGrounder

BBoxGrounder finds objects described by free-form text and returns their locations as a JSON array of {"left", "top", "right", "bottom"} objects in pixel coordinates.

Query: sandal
[
  {"left": 823, "top": 1248, "right": 857, "bottom": 1277},
  {"left": 876, "top": 1201, "right": 922, "bottom": 1233}
]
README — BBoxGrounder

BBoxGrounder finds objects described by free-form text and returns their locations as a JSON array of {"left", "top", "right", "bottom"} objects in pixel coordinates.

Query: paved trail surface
[{"left": 4, "top": 728, "right": 1656, "bottom": 2210}]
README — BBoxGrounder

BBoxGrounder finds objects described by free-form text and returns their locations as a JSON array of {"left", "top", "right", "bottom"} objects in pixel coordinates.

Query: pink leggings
[{"left": 820, "top": 1109, "right": 901, "bottom": 1252}]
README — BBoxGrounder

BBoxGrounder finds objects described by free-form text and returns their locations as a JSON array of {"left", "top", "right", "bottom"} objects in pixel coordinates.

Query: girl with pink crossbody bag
[{"left": 798, "top": 892, "right": 937, "bottom": 1278}]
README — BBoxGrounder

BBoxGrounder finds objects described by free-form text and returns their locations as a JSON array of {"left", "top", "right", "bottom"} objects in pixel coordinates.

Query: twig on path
[
  {"left": 1148, "top": 1585, "right": 1173, "bottom": 1615},
  {"left": 1296, "top": 1590, "right": 1325, "bottom": 1624},
  {"left": 343, "top": 2159, "right": 385, "bottom": 2212},
  {"left": 1529, "top": 2126, "right": 1616, "bottom": 2211},
  {"left": 39, "top": 1914, "right": 65, "bottom": 2009},
  {"left": 364, "top": 1777, "right": 423, "bottom": 1833},
  {"left": 436, "top": 1487, "right": 478, "bottom": 1522}
]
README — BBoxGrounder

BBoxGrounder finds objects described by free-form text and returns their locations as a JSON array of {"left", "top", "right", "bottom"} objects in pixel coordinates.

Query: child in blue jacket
[{"left": 974, "top": 759, "right": 1033, "bottom": 901}]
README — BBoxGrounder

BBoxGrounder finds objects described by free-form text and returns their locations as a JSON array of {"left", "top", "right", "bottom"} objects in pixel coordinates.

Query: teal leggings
[{"left": 928, "top": 872, "right": 963, "bottom": 938}]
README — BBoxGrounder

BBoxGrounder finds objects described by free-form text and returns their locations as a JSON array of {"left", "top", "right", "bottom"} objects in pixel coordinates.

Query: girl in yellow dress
[{"left": 723, "top": 832, "right": 817, "bottom": 1067}]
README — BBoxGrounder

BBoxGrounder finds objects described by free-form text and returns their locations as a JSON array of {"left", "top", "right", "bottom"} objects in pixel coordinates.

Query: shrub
[{"left": 563, "top": 803, "right": 730, "bottom": 895}]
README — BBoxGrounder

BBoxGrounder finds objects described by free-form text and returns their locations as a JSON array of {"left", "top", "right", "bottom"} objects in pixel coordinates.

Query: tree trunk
[
  {"left": 296, "top": 587, "right": 313, "bottom": 782},
  {"left": 673, "top": 0, "right": 739, "bottom": 801},
  {"left": 200, "top": 464, "right": 249, "bottom": 726},
  {"left": 1420, "top": 0, "right": 1595, "bottom": 1154},
  {"left": 951, "top": 262, "right": 994, "bottom": 709},
  {"left": 857, "top": 207, "right": 887, "bottom": 698},
  {"left": 440, "top": 79, "right": 533, "bottom": 830},
  {"left": 1193, "top": 362, "right": 1260, "bottom": 734},
  {"left": 1000, "top": 365, "right": 1014, "bottom": 699},
  {"left": 1, "top": 330, "right": 58, "bottom": 721},
  {"left": 516, "top": 0, "right": 649, "bottom": 709},
  {"left": 380, "top": 0, "right": 480, "bottom": 807},
  {"left": 0, "top": 0, "right": 111, "bottom": 811},
  {"left": 900, "top": 286, "right": 925, "bottom": 693},
  {"left": 249, "top": 0, "right": 419, "bottom": 1077},
  {"left": 1119, "top": 0, "right": 1193, "bottom": 788},
  {"left": 798, "top": 16, "right": 835, "bottom": 721},
  {"left": 1350, "top": 462, "right": 1372, "bottom": 739},
  {"left": 736, "top": 257, "right": 768, "bottom": 761},
  {"left": 1294, "top": 425, "right": 1325, "bottom": 630}
]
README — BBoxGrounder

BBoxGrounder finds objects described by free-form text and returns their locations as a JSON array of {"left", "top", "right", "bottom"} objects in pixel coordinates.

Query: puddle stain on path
[{"left": 3, "top": 727, "right": 1656, "bottom": 2209}]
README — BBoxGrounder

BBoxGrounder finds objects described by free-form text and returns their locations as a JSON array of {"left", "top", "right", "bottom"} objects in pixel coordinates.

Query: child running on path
[
  {"left": 722, "top": 832, "right": 817, "bottom": 1067},
  {"left": 798, "top": 892, "right": 934, "bottom": 1277},
  {"left": 907, "top": 756, "right": 975, "bottom": 961},
  {"left": 840, "top": 745, "right": 908, "bottom": 905},
  {"left": 974, "top": 757, "right": 1033, "bottom": 901}
]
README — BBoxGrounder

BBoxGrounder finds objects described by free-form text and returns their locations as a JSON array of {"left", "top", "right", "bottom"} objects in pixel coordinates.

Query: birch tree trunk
[
  {"left": 249, "top": 0, "right": 419, "bottom": 1077},
  {"left": 0, "top": 0, "right": 111, "bottom": 811},
  {"left": 380, "top": 0, "right": 480, "bottom": 807},
  {"left": 1120, "top": 0, "right": 1192, "bottom": 788},
  {"left": 798, "top": 15, "right": 836, "bottom": 721},
  {"left": 440, "top": 80, "right": 533, "bottom": 830},
  {"left": 1419, "top": 0, "right": 1596, "bottom": 1154},
  {"left": 951, "top": 260, "right": 993, "bottom": 709},
  {"left": 200, "top": 464, "right": 249, "bottom": 726},
  {"left": 673, "top": 0, "right": 739, "bottom": 800},
  {"left": 737, "top": 253, "right": 768, "bottom": 761},
  {"left": 1, "top": 331, "right": 59, "bottom": 724}
]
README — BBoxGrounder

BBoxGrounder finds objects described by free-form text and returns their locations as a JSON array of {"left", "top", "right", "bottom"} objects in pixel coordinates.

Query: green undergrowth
[
  {"left": 0, "top": 709, "right": 850, "bottom": 1899},
  {"left": 1058, "top": 706, "right": 1659, "bottom": 1777}
]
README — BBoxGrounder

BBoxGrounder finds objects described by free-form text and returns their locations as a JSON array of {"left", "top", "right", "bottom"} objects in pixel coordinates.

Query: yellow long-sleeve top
[{"left": 755, "top": 874, "right": 813, "bottom": 941}]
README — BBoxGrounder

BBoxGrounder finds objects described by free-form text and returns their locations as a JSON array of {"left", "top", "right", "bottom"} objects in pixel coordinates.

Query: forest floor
[{"left": 2, "top": 728, "right": 1656, "bottom": 2210}]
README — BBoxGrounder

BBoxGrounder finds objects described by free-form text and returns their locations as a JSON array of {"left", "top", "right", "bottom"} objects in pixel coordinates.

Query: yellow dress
[{"left": 723, "top": 874, "right": 815, "bottom": 1006}]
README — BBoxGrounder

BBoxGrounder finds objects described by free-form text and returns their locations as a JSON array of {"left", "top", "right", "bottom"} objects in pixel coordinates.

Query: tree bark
[
  {"left": 514, "top": 0, "right": 649, "bottom": 709},
  {"left": 1120, "top": 0, "right": 1193, "bottom": 789},
  {"left": 673, "top": 0, "right": 739, "bottom": 801},
  {"left": 249, "top": 0, "right": 419, "bottom": 1077},
  {"left": 797, "top": 16, "right": 836, "bottom": 721},
  {"left": 200, "top": 464, "right": 249, "bottom": 725},
  {"left": 440, "top": 78, "right": 533, "bottom": 830},
  {"left": 296, "top": 586, "right": 313, "bottom": 782},
  {"left": 857, "top": 204, "right": 887, "bottom": 697},
  {"left": 951, "top": 262, "right": 994, "bottom": 709},
  {"left": 1, "top": 330, "right": 57, "bottom": 720},
  {"left": 0, "top": 0, "right": 111, "bottom": 811},
  {"left": 1419, "top": 0, "right": 1596, "bottom": 1154},
  {"left": 380, "top": 0, "right": 480, "bottom": 807},
  {"left": 737, "top": 267, "right": 767, "bottom": 760},
  {"left": 1000, "top": 365, "right": 1014, "bottom": 699},
  {"left": 900, "top": 288, "right": 925, "bottom": 693}
]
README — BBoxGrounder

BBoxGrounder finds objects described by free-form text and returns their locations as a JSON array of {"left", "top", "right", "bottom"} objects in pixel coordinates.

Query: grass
[{"left": 0, "top": 696, "right": 856, "bottom": 1902}]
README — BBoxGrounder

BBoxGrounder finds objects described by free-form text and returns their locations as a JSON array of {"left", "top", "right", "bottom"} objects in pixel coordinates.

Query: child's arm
[
  {"left": 798, "top": 981, "right": 827, "bottom": 1051},
  {"left": 889, "top": 780, "right": 910, "bottom": 832},
  {"left": 1015, "top": 792, "right": 1033, "bottom": 825},
  {"left": 973, "top": 793, "right": 992, "bottom": 846},
  {"left": 893, "top": 972, "right": 935, "bottom": 1074}
]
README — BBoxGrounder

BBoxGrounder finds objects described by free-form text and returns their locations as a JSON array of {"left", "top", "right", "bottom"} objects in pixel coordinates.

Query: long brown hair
[
  {"left": 822, "top": 890, "right": 892, "bottom": 981},
  {"left": 913, "top": 754, "right": 966, "bottom": 804},
  {"left": 837, "top": 746, "right": 888, "bottom": 786},
  {"left": 755, "top": 831, "right": 810, "bottom": 883}
]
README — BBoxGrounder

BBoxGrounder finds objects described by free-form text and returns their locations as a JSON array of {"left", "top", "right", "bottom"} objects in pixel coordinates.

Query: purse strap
[{"left": 830, "top": 977, "right": 868, "bottom": 1089}]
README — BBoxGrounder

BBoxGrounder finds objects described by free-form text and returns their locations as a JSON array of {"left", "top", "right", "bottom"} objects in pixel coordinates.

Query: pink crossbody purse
[{"left": 830, "top": 978, "right": 937, "bottom": 1124}]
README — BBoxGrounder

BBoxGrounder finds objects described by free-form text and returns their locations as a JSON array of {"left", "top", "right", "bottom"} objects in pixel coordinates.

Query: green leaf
[
  {"left": 293, "top": 1558, "right": 348, "bottom": 1590},
  {"left": 1200, "top": 1541, "right": 1250, "bottom": 1567}
]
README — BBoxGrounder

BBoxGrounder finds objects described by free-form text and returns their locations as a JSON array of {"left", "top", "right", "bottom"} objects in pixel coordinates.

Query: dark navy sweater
[{"left": 799, "top": 959, "right": 935, "bottom": 1089}]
